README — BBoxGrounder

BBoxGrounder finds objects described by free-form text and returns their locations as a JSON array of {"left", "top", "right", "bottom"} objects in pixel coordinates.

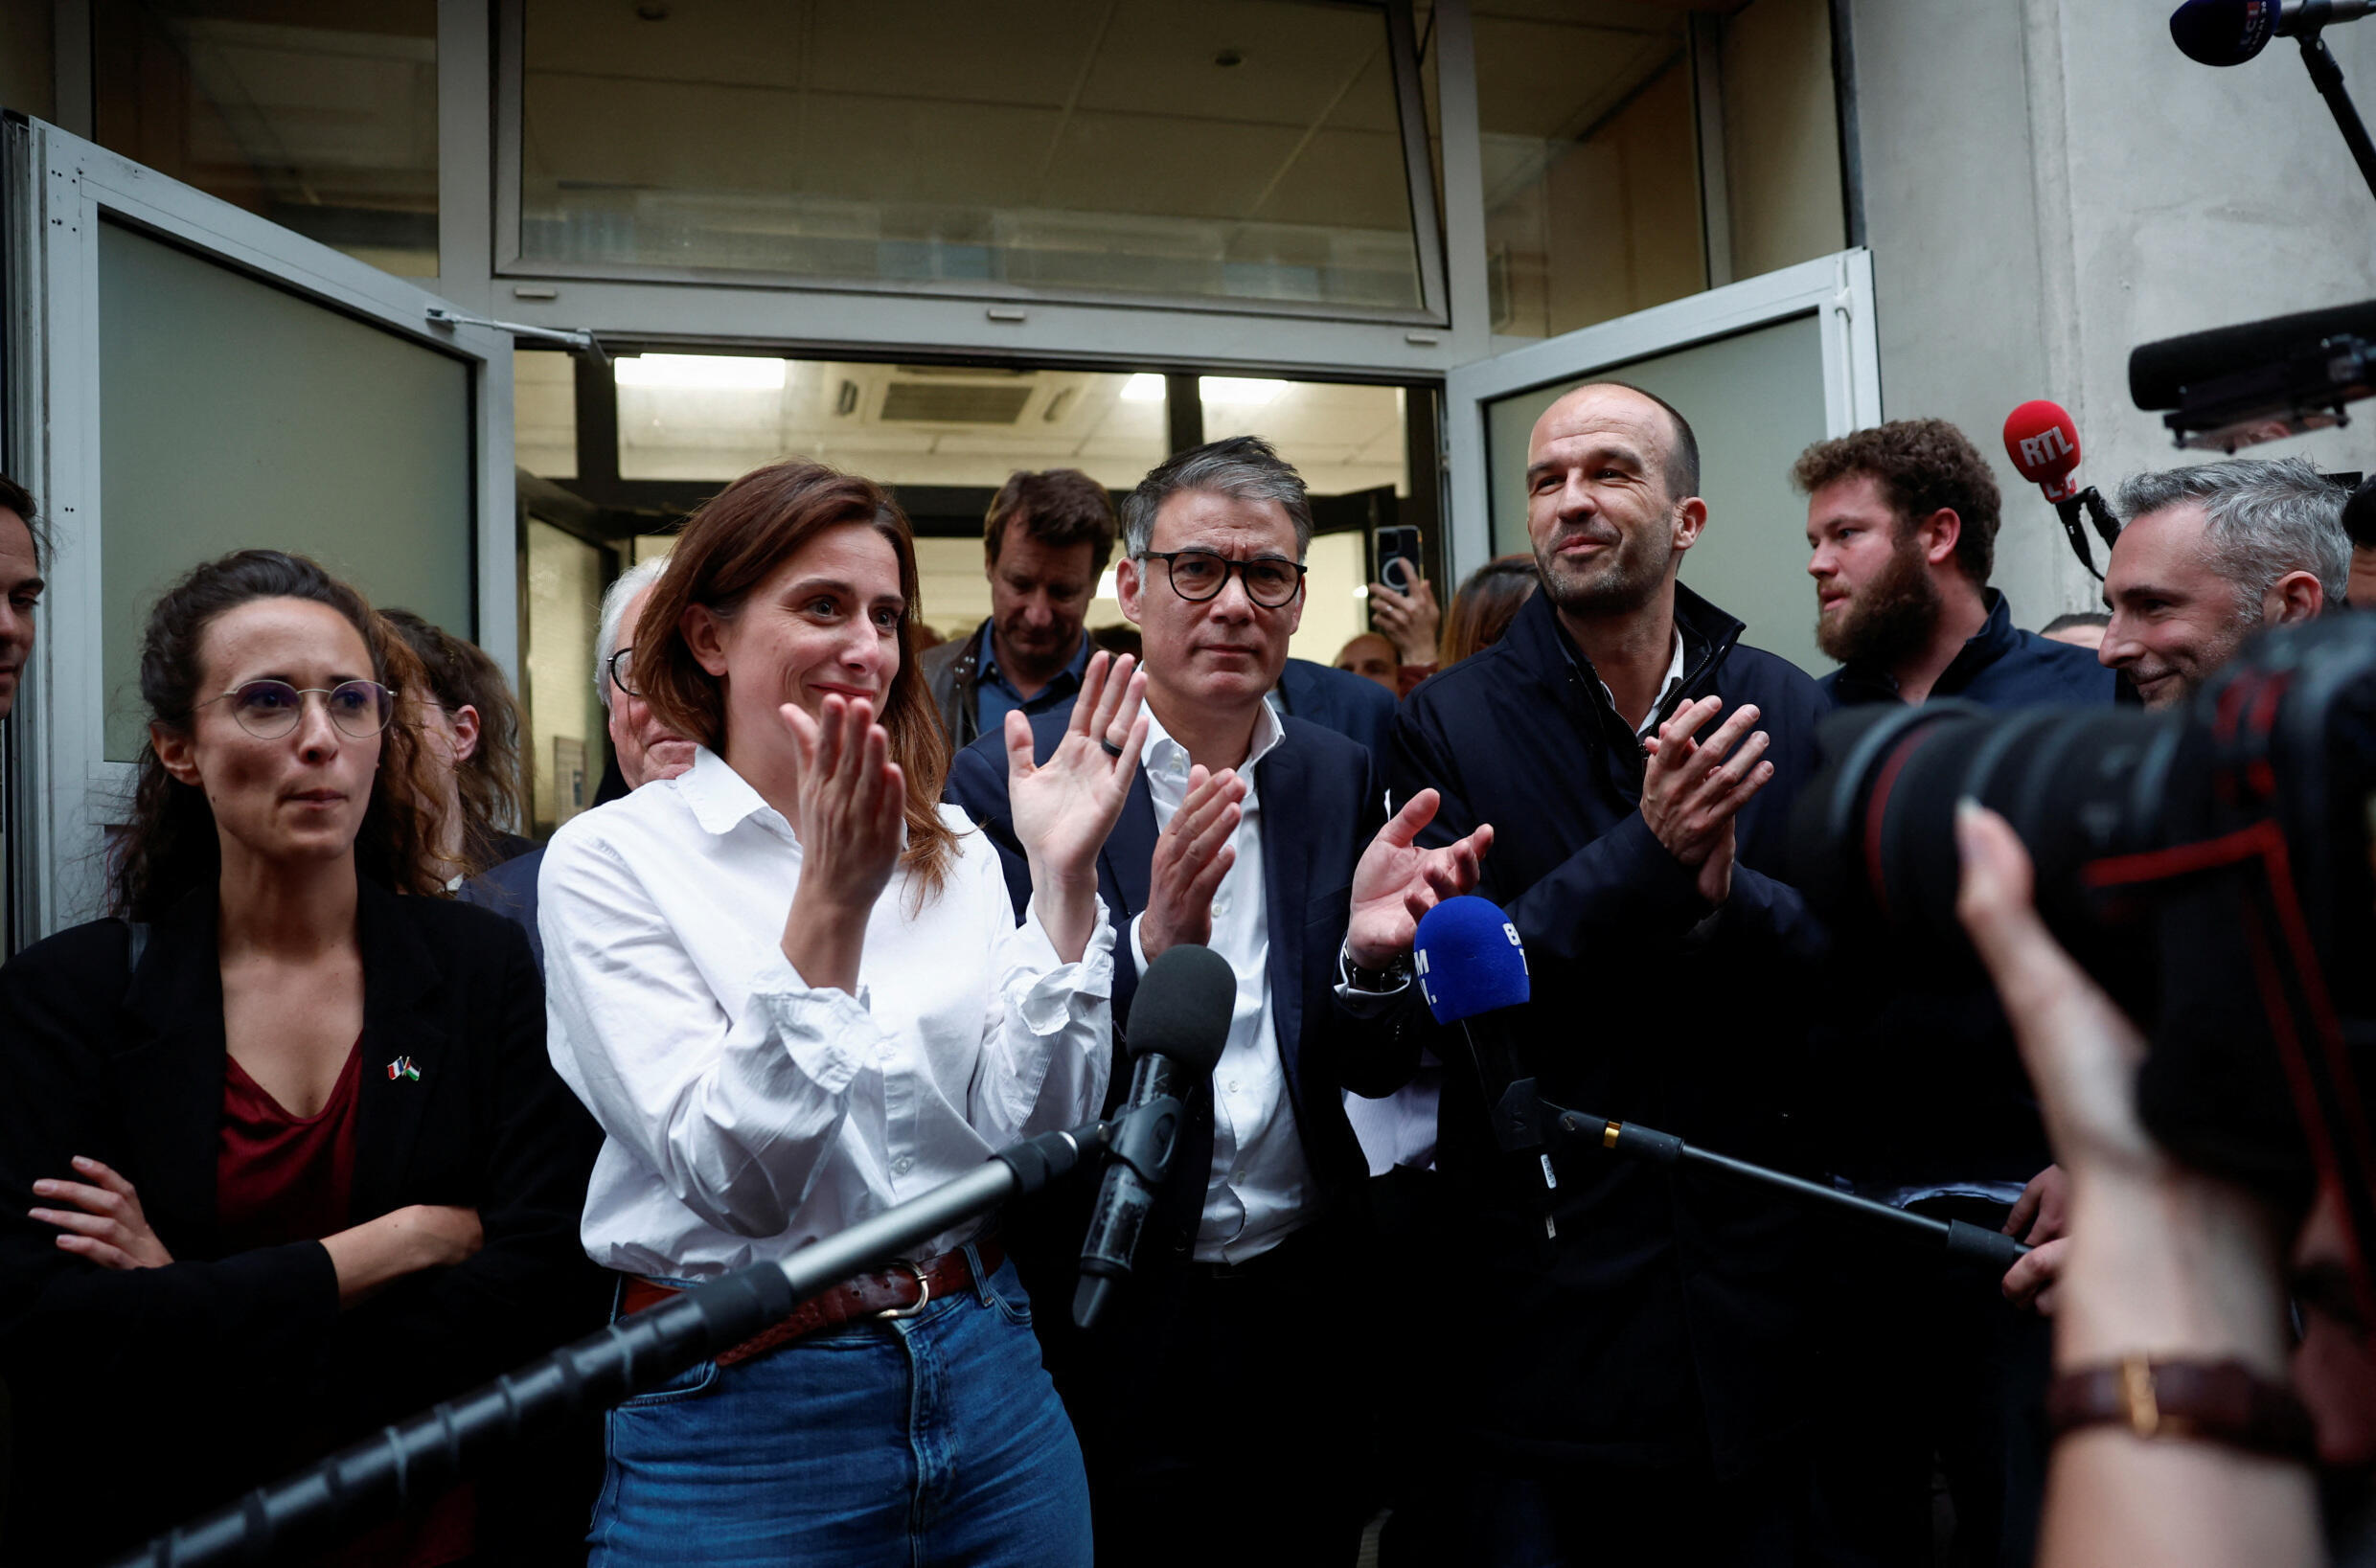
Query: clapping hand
[
  {"left": 1007, "top": 651, "right": 1150, "bottom": 962},
  {"left": 1641, "top": 696, "right": 1773, "bottom": 904},
  {"left": 779, "top": 693, "right": 906, "bottom": 916},
  {"left": 1346, "top": 789, "right": 1493, "bottom": 968},
  {"left": 1139, "top": 763, "right": 1248, "bottom": 962}
]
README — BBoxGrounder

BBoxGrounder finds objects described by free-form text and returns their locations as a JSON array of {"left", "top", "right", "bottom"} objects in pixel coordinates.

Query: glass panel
[
  {"left": 514, "top": 350, "right": 578, "bottom": 479},
  {"left": 92, "top": 0, "right": 440, "bottom": 278},
  {"left": 522, "top": 519, "right": 605, "bottom": 835},
  {"left": 1483, "top": 312, "right": 1831, "bottom": 672},
  {"left": 1720, "top": 0, "right": 1845, "bottom": 280},
  {"left": 99, "top": 221, "right": 473, "bottom": 761},
  {"left": 517, "top": 0, "right": 1426, "bottom": 312},
  {"left": 1475, "top": 1, "right": 1702, "bottom": 338}
]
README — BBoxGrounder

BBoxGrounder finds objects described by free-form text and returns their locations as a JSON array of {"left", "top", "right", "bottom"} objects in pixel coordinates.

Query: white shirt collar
[
  {"left": 1141, "top": 696, "right": 1286, "bottom": 783},
  {"left": 1599, "top": 628, "right": 1687, "bottom": 740},
  {"left": 675, "top": 745, "right": 774, "bottom": 838}
]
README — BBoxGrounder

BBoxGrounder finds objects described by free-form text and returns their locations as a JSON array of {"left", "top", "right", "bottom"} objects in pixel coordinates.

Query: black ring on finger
[{"left": 1100, "top": 738, "right": 1125, "bottom": 759}]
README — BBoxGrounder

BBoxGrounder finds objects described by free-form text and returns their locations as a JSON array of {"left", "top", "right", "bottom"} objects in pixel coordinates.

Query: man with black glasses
[{"left": 949, "top": 435, "right": 1490, "bottom": 1567}]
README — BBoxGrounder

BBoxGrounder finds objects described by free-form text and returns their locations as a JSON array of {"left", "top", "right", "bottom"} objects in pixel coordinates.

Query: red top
[
  {"left": 216, "top": 1040, "right": 476, "bottom": 1568},
  {"left": 217, "top": 1038, "right": 362, "bottom": 1255}
]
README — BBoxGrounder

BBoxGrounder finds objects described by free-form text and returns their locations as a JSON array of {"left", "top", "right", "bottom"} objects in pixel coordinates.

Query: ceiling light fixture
[
  {"left": 1120, "top": 373, "right": 1167, "bottom": 402},
  {"left": 614, "top": 353, "right": 788, "bottom": 391},
  {"left": 1200, "top": 376, "right": 1289, "bottom": 404}
]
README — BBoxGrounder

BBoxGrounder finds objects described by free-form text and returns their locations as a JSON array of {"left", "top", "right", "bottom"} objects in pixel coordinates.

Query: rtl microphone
[
  {"left": 2172, "top": 0, "right": 2376, "bottom": 67},
  {"left": 1413, "top": 897, "right": 1560, "bottom": 1214},
  {"left": 1073, "top": 943, "right": 1234, "bottom": 1329},
  {"left": 2003, "top": 399, "right": 2122, "bottom": 579},
  {"left": 2001, "top": 399, "right": 2084, "bottom": 503}
]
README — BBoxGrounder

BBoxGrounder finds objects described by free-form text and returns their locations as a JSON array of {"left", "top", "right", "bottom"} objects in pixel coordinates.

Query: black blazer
[
  {"left": 0, "top": 881, "right": 603, "bottom": 1565},
  {"left": 946, "top": 709, "right": 1391, "bottom": 1276}
]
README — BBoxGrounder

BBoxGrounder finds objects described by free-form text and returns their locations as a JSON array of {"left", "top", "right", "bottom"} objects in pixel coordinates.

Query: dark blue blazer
[
  {"left": 1272, "top": 655, "right": 1398, "bottom": 761},
  {"left": 1822, "top": 588, "right": 2122, "bottom": 707},
  {"left": 946, "top": 708, "right": 1390, "bottom": 1270},
  {"left": 461, "top": 845, "right": 548, "bottom": 971}
]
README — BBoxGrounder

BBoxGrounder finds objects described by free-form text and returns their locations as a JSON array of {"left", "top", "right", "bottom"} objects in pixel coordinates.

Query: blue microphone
[{"left": 1413, "top": 898, "right": 1557, "bottom": 1206}]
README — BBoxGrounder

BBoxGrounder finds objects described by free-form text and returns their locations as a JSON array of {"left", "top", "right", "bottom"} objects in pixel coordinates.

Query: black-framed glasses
[
  {"left": 1142, "top": 550, "right": 1307, "bottom": 608},
  {"left": 202, "top": 679, "right": 397, "bottom": 739},
  {"left": 607, "top": 647, "right": 640, "bottom": 699}
]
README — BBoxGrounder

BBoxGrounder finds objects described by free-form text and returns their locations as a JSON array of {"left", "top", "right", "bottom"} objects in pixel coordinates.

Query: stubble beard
[
  {"left": 1535, "top": 526, "right": 1674, "bottom": 623},
  {"left": 1816, "top": 538, "right": 1944, "bottom": 669}
]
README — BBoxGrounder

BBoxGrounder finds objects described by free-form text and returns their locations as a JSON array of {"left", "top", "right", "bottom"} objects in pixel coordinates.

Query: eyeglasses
[
  {"left": 1142, "top": 550, "right": 1307, "bottom": 608},
  {"left": 202, "top": 679, "right": 398, "bottom": 739},
  {"left": 607, "top": 646, "right": 641, "bottom": 699}
]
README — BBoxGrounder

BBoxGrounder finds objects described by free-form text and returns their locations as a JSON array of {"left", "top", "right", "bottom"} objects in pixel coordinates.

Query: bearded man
[
  {"left": 1382, "top": 382, "right": 1835, "bottom": 1563},
  {"left": 1800, "top": 418, "right": 2117, "bottom": 708}
]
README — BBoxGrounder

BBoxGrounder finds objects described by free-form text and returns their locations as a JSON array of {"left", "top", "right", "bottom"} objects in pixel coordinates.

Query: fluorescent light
[
  {"left": 614, "top": 354, "right": 787, "bottom": 391},
  {"left": 1200, "top": 376, "right": 1288, "bottom": 404},
  {"left": 1120, "top": 373, "right": 1167, "bottom": 403}
]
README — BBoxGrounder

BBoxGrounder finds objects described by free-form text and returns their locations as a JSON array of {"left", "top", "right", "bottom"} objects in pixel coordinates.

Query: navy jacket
[
  {"left": 0, "top": 884, "right": 604, "bottom": 1564},
  {"left": 1821, "top": 588, "right": 2119, "bottom": 707},
  {"left": 946, "top": 708, "right": 1388, "bottom": 1344},
  {"left": 461, "top": 844, "right": 547, "bottom": 970},
  {"left": 1272, "top": 655, "right": 1399, "bottom": 761},
  {"left": 1387, "top": 584, "right": 1829, "bottom": 1475}
]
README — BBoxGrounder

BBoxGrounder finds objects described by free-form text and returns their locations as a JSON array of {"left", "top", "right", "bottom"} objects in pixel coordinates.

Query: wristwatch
[
  {"left": 1344, "top": 949, "right": 1413, "bottom": 993},
  {"left": 2045, "top": 1354, "right": 2314, "bottom": 1461}
]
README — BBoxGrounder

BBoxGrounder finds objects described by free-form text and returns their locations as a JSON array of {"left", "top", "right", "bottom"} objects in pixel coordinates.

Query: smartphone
[{"left": 1374, "top": 525, "right": 1424, "bottom": 595}]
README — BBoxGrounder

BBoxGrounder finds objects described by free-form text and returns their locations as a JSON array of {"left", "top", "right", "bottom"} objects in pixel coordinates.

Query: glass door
[
  {"left": 1444, "top": 250, "right": 1882, "bottom": 677},
  {"left": 3, "top": 117, "right": 516, "bottom": 942}
]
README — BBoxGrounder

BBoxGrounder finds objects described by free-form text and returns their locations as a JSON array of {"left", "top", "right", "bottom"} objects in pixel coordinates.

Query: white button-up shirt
[
  {"left": 540, "top": 746, "right": 1115, "bottom": 1279},
  {"left": 1128, "top": 702, "right": 1314, "bottom": 1264},
  {"left": 1598, "top": 628, "right": 1687, "bottom": 739}
]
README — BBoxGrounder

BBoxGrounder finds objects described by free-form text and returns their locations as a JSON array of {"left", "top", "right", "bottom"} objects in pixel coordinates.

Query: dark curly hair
[
  {"left": 379, "top": 608, "right": 527, "bottom": 874},
  {"left": 1792, "top": 418, "right": 2002, "bottom": 584},
  {"left": 111, "top": 551, "right": 448, "bottom": 919}
]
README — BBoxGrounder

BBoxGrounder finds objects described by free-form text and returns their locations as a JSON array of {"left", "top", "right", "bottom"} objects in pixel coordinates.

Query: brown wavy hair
[
  {"left": 379, "top": 607, "right": 527, "bottom": 874},
  {"left": 111, "top": 550, "right": 448, "bottom": 920},
  {"left": 1440, "top": 553, "right": 1542, "bottom": 667},
  {"left": 634, "top": 460, "right": 957, "bottom": 898}
]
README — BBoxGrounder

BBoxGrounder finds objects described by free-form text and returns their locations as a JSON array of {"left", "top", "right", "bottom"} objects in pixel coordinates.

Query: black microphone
[
  {"left": 2173, "top": 0, "right": 2376, "bottom": 66},
  {"left": 1073, "top": 943, "right": 1234, "bottom": 1329}
]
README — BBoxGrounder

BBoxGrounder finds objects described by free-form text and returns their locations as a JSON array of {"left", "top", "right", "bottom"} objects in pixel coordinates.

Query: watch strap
[{"left": 2045, "top": 1354, "right": 2314, "bottom": 1461}]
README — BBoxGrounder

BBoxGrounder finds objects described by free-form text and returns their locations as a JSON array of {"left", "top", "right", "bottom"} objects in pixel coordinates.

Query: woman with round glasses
[
  {"left": 539, "top": 460, "right": 1144, "bottom": 1566},
  {"left": 0, "top": 550, "right": 602, "bottom": 1566}
]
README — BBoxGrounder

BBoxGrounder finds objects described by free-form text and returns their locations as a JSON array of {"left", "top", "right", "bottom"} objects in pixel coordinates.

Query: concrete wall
[{"left": 1850, "top": 0, "right": 2376, "bottom": 629}]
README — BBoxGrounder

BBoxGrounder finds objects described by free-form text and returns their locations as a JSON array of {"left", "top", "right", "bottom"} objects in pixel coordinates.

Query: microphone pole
[
  {"left": 107, "top": 1117, "right": 1121, "bottom": 1568},
  {"left": 2299, "top": 29, "right": 2376, "bottom": 205},
  {"left": 1500, "top": 1082, "right": 2030, "bottom": 1274}
]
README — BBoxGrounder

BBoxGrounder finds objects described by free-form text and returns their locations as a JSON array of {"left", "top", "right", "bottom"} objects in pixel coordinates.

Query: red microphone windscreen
[{"left": 2003, "top": 401, "right": 2083, "bottom": 500}]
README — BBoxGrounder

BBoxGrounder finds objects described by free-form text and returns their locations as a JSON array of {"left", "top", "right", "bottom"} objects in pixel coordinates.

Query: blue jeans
[{"left": 587, "top": 1247, "right": 1092, "bottom": 1568}]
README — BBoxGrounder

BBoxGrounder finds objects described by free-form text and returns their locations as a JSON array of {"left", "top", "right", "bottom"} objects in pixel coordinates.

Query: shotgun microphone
[{"left": 1072, "top": 943, "right": 1234, "bottom": 1329}]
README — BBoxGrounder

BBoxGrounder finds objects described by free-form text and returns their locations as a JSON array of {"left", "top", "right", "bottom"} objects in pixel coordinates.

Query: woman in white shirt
[{"left": 539, "top": 459, "right": 1146, "bottom": 1568}]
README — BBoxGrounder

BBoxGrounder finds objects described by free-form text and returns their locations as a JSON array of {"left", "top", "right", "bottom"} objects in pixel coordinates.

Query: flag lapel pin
[{"left": 385, "top": 1057, "right": 420, "bottom": 1082}]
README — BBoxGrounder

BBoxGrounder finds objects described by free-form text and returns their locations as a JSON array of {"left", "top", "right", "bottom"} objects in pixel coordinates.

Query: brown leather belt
[{"left": 617, "top": 1236, "right": 1001, "bottom": 1368}]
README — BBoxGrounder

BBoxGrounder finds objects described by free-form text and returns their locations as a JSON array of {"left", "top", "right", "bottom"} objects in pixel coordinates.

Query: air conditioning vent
[{"left": 880, "top": 382, "right": 1035, "bottom": 424}]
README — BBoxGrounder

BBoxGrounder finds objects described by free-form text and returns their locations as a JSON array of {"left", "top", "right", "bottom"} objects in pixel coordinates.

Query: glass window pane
[
  {"left": 1483, "top": 313, "right": 1830, "bottom": 671},
  {"left": 99, "top": 221, "right": 473, "bottom": 761},
  {"left": 523, "top": 519, "right": 605, "bottom": 834},
  {"left": 1720, "top": 0, "right": 1845, "bottom": 280},
  {"left": 1477, "top": 2, "right": 1703, "bottom": 339},
  {"left": 515, "top": 350, "right": 578, "bottom": 479},
  {"left": 92, "top": 0, "right": 440, "bottom": 278},
  {"left": 517, "top": 0, "right": 1426, "bottom": 312}
]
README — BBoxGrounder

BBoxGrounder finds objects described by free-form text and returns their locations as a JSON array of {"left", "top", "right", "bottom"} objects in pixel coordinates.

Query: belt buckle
[{"left": 875, "top": 1261, "right": 933, "bottom": 1320}]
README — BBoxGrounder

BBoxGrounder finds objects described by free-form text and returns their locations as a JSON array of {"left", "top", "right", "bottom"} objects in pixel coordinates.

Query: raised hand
[
  {"left": 1367, "top": 576, "right": 1441, "bottom": 665},
  {"left": 1139, "top": 764, "right": 1248, "bottom": 962},
  {"left": 1346, "top": 788, "right": 1493, "bottom": 968},
  {"left": 29, "top": 1155, "right": 172, "bottom": 1269},
  {"left": 1007, "top": 652, "right": 1150, "bottom": 963},
  {"left": 777, "top": 693, "right": 904, "bottom": 992},
  {"left": 1640, "top": 696, "right": 1773, "bottom": 898}
]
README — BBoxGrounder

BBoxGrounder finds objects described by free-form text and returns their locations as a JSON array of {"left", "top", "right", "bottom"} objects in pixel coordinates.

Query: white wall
[{"left": 1851, "top": 0, "right": 2376, "bottom": 628}]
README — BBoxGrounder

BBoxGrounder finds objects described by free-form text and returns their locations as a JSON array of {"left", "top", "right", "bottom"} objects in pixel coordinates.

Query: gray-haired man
[
  {"left": 463, "top": 556, "right": 694, "bottom": 966},
  {"left": 2102, "top": 457, "right": 2350, "bottom": 709}
]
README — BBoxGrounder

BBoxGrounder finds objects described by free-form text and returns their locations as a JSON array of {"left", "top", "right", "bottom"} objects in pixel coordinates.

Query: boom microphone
[
  {"left": 2001, "top": 400, "right": 2085, "bottom": 502},
  {"left": 1072, "top": 943, "right": 1234, "bottom": 1329},
  {"left": 2172, "top": 0, "right": 2376, "bottom": 67}
]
